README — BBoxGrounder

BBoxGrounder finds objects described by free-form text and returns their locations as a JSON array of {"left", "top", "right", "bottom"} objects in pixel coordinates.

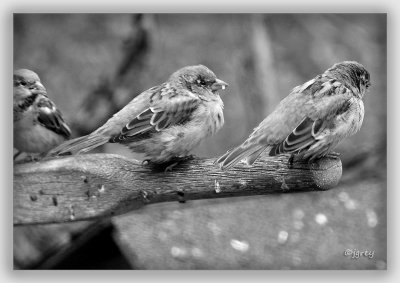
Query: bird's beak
[
  {"left": 212, "top": 79, "right": 229, "bottom": 92},
  {"left": 30, "top": 81, "right": 46, "bottom": 92}
]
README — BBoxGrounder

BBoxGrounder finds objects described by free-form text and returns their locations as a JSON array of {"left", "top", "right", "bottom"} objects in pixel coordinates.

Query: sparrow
[
  {"left": 13, "top": 69, "right": 71, "bottom": 157},
  {"left": 48, "top": 65, "right": 228, "bottom": 165},
  {"left": 216, "top": 61, "right": 371, "bottom": 169}
]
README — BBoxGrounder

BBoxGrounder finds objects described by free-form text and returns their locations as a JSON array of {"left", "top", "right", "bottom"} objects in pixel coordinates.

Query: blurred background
[{"left": 13, "top": 14, "right": 386, "bottom": 269}]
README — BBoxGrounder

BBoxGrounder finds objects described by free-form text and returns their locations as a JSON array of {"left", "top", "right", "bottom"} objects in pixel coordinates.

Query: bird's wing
[
  {"left": 36, "top": 96, "right": 71, "bottom": 139},
  {"left": 269, "top": 116, "right": 327, "bottom": 155},
  {"left": 110, "top": 84, "right": 201, "bottom": 143},
  {"left": 269, "top": 80, "right": 355, "bottom": 156}
]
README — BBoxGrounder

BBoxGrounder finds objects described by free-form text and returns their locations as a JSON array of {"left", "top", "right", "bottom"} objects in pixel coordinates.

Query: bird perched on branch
[
  {"left": 216, "top": 61, "right": 370, "bottom": 169},
  {"left": 13, "top": 69, "right": 71, "bottom": 158},
  {"left": 48, "top": 65, "right": 228, "bottom": 167}
]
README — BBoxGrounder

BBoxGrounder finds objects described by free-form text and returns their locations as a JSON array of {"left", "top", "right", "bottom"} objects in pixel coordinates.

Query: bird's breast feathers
[
  {"left": 158, "top": 97, "right": 224, "bottom": 146},
  {"left": 14, "top": 110, "right": 66, "bottom": 153},
  {"left": 336, "top": 97, "right": 364, "bottom": 136}
]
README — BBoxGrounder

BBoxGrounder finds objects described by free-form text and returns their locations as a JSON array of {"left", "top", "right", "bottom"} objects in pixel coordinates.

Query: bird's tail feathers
[
  {"left": 215, "top": 143, "right": 267, "bottom": 170},
  {"left": 244, "top": 146, "right": 267, "bottom": 165},
  {"left": 47, "top": 133, "right": 109, "bottom": 157}
]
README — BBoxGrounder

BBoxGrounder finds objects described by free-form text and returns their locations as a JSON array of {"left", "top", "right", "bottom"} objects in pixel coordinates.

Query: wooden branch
[{"left": 13, "top": 153, "right": 342, "bottom": 225}]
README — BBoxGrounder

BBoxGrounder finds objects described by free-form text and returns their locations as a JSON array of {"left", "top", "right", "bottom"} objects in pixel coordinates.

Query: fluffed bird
[
  {"left": 13, "top": 69, "right": 71, "bottom": 157},
  {"left": 48, "top": 65, "right": 228, "bottom": 165},
  {"left": 216, "top": 61, "right": 370, "bottom": 169}
]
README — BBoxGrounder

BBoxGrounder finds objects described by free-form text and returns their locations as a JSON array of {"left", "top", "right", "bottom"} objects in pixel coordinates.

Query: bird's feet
[
  {"left": 164, "top": 155, "right": 196, "bottom": 173},
  {"left": 14, "top": 153, "right": 45, "bottom": 164},
  {"left": 287, "top": 153, "right": 296, "bottom": 169},
  {"left": 28, "top": 153, "right": 46, "bottom": 162},
  {"left": 142, "top": 155, "right": 197, "bottom": 173},
  {"left": 164, "top": 162, "right": 179, "bottom": 173},
  {"left": 180, "top": 154, "right": 196, "bottom": 162}
]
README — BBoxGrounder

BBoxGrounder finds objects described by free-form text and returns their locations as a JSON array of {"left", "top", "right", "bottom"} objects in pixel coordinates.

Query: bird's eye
[
  {"left": 363, "top": 76, "right": 371, "bottom": 88},
  {"left": 196, "top": 79, "right": 207, "bottom": 86},
  {"left": 14, "top": 81, "right": 26, "bottom": 87}
]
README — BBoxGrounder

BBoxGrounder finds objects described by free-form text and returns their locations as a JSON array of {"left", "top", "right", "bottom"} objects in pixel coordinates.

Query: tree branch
[{"left": 13, "top": 153, "right": 342, "bottom": 225}]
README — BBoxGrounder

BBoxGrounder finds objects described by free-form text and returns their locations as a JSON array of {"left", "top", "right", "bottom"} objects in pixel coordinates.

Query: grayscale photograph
[{"left": 13, "top": 13, "right": 386, "bottom": 270}]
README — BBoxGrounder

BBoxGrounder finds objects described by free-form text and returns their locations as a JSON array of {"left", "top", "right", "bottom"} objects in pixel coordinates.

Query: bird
[
  {"left": 13, "top": 69, "right": 71, "bottom": 159},
  {"left": 216, "top": 61, "right": 371, "bottom": 169},
  {"left": 48, "top": 65, "right": 228, "bottom": 167}
]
